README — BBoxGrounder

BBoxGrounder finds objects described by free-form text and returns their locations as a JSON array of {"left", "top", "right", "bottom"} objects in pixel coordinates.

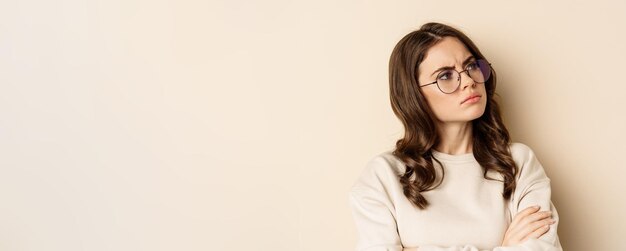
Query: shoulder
[
  {"left": 509, "top": 142, "right": 542, "bottom": 168},
  {"left": 350, "top": 151, "right": 405, "bottom": 193},
  {"left": 508, "top": 142, "right": 550, "bottom": 181},
  {"left": 509, "top": 142, "right": 536, "bottom": 161}
]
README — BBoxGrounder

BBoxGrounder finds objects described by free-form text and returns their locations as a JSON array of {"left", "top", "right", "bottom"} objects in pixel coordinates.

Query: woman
[{"left": 348, "top": 22, "right": 563, "bottom": 251}]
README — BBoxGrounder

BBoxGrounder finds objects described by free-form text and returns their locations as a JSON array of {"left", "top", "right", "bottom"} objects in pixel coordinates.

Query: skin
[
  {"left": 402, "top": 37, "right": 554, "bottom": 250},
  {"left": 417, "top": 36, "right": 487, "bottom": 155}
]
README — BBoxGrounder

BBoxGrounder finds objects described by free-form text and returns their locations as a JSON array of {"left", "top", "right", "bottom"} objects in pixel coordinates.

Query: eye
[
  {"left": 466, "top": 61, "right": 479, "bottom": 70},
  {"left": 438, "top": 70, "right": 453, "bottom": 80}
]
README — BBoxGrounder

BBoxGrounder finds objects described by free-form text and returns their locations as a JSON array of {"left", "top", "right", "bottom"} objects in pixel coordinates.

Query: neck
[{"left": 435, "top": 121, "right": 473, "bottom": 155}]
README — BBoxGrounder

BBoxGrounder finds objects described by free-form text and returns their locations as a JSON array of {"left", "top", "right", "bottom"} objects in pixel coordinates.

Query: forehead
[{"left": 419, "top": 36, "right": 473, "bottom": 75}]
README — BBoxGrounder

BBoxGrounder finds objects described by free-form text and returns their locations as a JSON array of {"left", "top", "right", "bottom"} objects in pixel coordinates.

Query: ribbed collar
[{"left": 431, "top": 149, "right": 476, "bottom": 163}]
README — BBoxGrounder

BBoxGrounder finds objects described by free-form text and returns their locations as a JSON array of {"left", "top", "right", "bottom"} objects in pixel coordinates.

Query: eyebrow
[{"left": 430, "top": 55, "right": 475, "bottom": 77}]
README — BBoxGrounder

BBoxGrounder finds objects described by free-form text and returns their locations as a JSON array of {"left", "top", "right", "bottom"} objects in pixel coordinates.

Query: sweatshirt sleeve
[
  {"left": 349, "top": 145, "right": 563, "bottom": 251},
  {"left": 504, "top": 143, "right": 563, "bottom": 250},
  {"left": 413, "top": 238, "right": 558, "bottom": 251},
  {"left": 413, "top": 144, "right": 563, "bottom": 251},
  {"left": 349, "top": 156, "right": 403, "bottom": 251}
]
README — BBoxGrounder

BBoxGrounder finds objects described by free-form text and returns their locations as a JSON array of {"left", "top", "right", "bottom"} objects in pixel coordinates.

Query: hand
[
  {"left": 501, "top": 205, "right": 555, "bottom": 246},
  {"left": 402, "top": 248, "right": 418, "bottom": 251}
]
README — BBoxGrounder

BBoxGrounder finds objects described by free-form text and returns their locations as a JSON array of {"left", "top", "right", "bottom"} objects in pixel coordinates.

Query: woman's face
[{"left": 417, "top": 36, "right": 487, "bottom": 124}]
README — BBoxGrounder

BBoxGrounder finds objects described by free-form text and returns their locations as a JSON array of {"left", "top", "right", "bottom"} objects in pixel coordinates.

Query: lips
[{"left": 461, "top": 94, "right": 482, "bottom": 104}]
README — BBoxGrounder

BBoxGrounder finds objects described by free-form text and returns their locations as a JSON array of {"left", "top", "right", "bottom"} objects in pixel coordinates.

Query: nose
[{"left": 459, "top": 70, "right": 476, "bottom": 90}]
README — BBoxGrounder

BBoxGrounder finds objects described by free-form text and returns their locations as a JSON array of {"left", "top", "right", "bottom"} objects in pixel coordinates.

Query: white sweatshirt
[{"left": 348, "top": 143, "right": 562, "bottom": 251}]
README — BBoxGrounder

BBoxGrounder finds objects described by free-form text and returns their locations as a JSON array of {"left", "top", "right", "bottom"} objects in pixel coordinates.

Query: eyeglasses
[{"left": 419, "top": 59, "right": 492, "bottom": 94}]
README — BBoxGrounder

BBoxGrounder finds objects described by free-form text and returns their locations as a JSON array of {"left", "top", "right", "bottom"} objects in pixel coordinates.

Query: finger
[
  {"left": 521, "top": 224, "right": 551, "bottom": 242},
  {"left": 511, "top": 206, "right": 540, "bottom": 226},
  {"left": 528, "top": 211, "right": 552, "bottom": 222},
  {"left": 506, "top": 206, "right": 545, "bottom": 244},
  {"left": 515, "top": 218, "right": 555, "bottom": 242},
  {"left": 504, "top": 221, "right": 531, "bottom": 244},
  {"left": 520, "top": 211, "right": 553, "bottom": 227}
]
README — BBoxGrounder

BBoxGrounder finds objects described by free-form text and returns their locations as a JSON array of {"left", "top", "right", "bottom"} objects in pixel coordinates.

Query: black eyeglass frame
[{"left": 419, "top": 59, "right": 493, "bottom": 94}]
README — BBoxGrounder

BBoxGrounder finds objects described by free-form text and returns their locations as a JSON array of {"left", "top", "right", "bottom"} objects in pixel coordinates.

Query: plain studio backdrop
[{"left": 1, "top": 0, "right": 624, "bottom": 250}]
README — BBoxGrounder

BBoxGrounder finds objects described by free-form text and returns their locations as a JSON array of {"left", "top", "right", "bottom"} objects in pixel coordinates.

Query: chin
[{"left": 467, "top": 108, "right": 486, "bottom": 120}]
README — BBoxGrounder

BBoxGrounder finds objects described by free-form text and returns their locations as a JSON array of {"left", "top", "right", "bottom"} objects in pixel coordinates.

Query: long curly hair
[{"left": 389, "top": 22, "right": 518, "bottom": 210}]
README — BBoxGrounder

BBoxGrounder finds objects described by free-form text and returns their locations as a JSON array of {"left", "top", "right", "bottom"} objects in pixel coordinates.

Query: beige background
[{"left": 1, "top": 0, "right": 624, "bottom": 250}]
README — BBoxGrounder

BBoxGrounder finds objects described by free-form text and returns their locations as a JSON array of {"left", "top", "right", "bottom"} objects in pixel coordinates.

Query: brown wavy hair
[{"left": 389, "top": 22, "right": 518, "bottom": 210}]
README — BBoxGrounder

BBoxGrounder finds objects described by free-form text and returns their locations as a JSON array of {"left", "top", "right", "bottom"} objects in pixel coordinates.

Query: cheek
[
  {"left": 478, "top": 98, "right": 488, "bottom": 114},
  {"left": 422, "top": 92, "right": 457, "bottom": 121}
]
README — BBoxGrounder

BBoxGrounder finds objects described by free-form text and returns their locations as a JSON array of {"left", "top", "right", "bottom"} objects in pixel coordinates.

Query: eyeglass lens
[{"left": 436, "top": 59, "right": 491, "bottom": 93}]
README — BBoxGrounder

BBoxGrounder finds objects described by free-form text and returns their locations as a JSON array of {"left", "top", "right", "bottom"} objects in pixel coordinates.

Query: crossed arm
[{"left": 349, "top": 145, "right": 562, "bottom": 251}]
